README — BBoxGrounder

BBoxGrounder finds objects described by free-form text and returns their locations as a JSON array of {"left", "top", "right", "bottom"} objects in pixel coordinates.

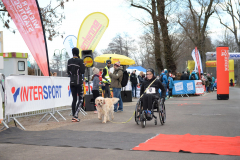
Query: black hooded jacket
[{"left": 140, "top": 77, "right": 166, "bottom": 98}]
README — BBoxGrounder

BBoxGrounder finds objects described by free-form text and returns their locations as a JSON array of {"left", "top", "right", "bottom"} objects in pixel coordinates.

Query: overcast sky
[{"left": 1, "top": 0, "right": 236, "bottom": 61}]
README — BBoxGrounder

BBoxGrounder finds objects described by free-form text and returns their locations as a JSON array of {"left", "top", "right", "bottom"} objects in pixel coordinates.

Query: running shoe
[{"left": 72, "top": 117, "right": 80, "bottom": 122}]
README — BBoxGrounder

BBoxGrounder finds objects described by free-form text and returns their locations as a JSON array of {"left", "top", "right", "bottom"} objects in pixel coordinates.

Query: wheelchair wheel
[
  {"left": 135, "top": 102, "right": 141, "bottom": 125},
  {"left": 135, "top": 111, "right": 139, "bottom": 125},
  {"left": 159, "top": 110, "right": 164, "bottom": 125},
  {"left": 141, "top": 111, "right": 146, "bottom": 128},
  {"left": 162, "top": 104, "right": 166, "bottom": 123}
]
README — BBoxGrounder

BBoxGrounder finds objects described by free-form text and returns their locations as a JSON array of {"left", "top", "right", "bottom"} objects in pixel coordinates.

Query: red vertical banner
[
  {"left": 2, "top": 0, "right": 50, "bottom": 76},
  {"left": 216, "top": 46, "right": 229, "bottom": 100},
  {"left": 195, "top": 47, "right": 201, "bottom": 79}
]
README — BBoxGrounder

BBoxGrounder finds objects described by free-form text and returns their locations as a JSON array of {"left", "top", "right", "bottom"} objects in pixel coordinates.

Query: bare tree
[
  {"left": 178, "top": 0, "right": 218, "bottom": 70},
  {"left": 0, "top": 0, "right": 72, "bottom": 41},
  {"left": 50, "top": 52, "right": 64, "bottom": 72},
  {"left": 215, "top": 0, "right": 240, "bottom": 85},
  {"left": 156, "top": 0, "right": 177, "bottom": 73},
  {"left": 107, "top": 33, "right": 124, "bottom": 54},
  {"left": 214, "top": 29, "right": 238, "bottom": 52},
  {"left": 131, "top": 0, "right": 164, "bottom": 72},
  {"left": 215, "top": 0, "right": 240, "bottom": 51},
  {"left": 138, "top": 32, "right": 156, "bottom": 69}
]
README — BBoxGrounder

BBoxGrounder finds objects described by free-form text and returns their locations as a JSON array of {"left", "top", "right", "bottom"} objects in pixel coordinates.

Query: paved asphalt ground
[{"left": 0, "top": 87, "right": 240, "bottom": 160}]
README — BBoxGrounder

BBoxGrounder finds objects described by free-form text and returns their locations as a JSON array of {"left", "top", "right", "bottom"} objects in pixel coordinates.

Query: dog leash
[{"left": 110, "top": 77, "right": 158, "bottom": 124}]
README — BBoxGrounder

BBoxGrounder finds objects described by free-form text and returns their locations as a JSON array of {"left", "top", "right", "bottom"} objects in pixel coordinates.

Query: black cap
[
  {"left": 106, "top": 60, "right": 111, "bottom": 64},
  {"left": 146, "top": 68, "right": 154, "bottom": 75},
  {"left": 72, "top": 47, "right": 79, "bottom": 56}
]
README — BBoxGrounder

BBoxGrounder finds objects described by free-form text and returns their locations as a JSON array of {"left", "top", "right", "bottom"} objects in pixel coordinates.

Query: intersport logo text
[{"left": 11, "top": 85, "right": 62, "bottom": 103}]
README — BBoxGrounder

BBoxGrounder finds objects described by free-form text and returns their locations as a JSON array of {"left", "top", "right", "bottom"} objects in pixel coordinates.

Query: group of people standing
[
  {"left": 129, "top": 70, "right": 146, "bottom": 98},
  {"left": 67, "top": 48, "right": 124, "bottom": 122},
  {"left": 91, "top": 60, "right": 124, "bottom": 113}
]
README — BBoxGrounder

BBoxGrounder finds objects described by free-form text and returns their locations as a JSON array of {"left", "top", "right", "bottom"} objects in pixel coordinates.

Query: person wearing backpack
[
  {"left": 189, "top": 70, "right": 198, "bottom": 80},
  {"left": 67, "top": 47, "right": 85, "bottom": 122},
  {"left": 168, "top": 73, "right": 174, "bottom": 98},
  {"left": 109, "top": 61, "right": 123, "bottom": 112},
  {"left": 160, "top": 70, "right": 168, "bottom": 99},
  {"left": 130, "top": 70, "right": 138, "bottom": 98}
]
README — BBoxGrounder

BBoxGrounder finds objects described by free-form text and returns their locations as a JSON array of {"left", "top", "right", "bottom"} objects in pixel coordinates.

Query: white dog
[{"left": 95, "top": 97, "right": 119, "bottom": 123}]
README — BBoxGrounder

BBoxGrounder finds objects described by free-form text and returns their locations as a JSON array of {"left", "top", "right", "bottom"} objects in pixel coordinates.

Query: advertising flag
[
  {"left": 216, "top": 47, "right": 229, "bottom": 100},
  {"left": 77, "top": 12, "right": 109, "bottom": 58},
  {"left": 2, "top": 0, "right": 50, "bottom": 76},
  {"left": 63, "top": 35, "right": 77, "bottom": 58},
  {"left": 191, "top": 48, "right": 203, "bottom": 75}
]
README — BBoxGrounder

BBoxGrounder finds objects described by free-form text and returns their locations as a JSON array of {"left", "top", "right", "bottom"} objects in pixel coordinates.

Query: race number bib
[{"left": 146, "top": 87, "right": 156, "bottom": 94}]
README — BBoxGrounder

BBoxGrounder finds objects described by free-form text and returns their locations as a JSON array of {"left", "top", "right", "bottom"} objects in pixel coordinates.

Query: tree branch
[
  {"left": 178, "top": 18, "right": 197, "bottom": 45},
  {"left": 131, "top": 3, "right": 152, "bottom": 16}
]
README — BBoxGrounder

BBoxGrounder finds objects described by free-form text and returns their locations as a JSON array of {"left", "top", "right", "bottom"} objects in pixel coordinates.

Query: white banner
[
  {"left": 63, "top": 35, "right": 77, "bottom": 58},
  {"left": 5, "top": 76, "right": 72, "bottom": 115},
  {"left": 191, "top": 49, "right": 203, "bottom": 73},
  {"left": 206, "top": 52, "right": 240, "bottom": 61},
  {"left": 194, "top": 80, "right": 204, "bottom": 94}
]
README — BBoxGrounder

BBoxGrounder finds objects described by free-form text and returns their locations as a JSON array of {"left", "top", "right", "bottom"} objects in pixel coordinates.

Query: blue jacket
[
  {"left": 160, "top": 73, "right": 168, "bottom": 85},
  {"left": 211, "top": 77, "right": 215, "bottom": 84},
  {"left": 189, "top": 71, "right": 198, "bottom": 80},
  {"left": 168, "top": 77, "right": 174, "bottom": 89}
]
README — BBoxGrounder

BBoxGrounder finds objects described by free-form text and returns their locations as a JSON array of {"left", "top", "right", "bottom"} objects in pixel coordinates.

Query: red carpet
[{"left": 132, "top": 134, "right": 240, "bottom": 156}]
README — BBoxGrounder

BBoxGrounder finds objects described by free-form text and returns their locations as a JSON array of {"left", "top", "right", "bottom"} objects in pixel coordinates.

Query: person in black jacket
[
  {"left": 180, "top": 71, "right": 189, "bottom": 80},
  {"left": 130, "top": 70, "right": 138, "bottom": 98},
  {"left": 140, "top": 68, "right": 166, "bottom": 111},
  {"left": 67, "top": 47, "right": 85, "bottom": 122}
]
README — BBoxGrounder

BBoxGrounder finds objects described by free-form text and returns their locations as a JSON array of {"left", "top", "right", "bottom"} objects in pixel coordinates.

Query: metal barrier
[{"left": 1, "top": 74, "right": 88, "bottom": 130}]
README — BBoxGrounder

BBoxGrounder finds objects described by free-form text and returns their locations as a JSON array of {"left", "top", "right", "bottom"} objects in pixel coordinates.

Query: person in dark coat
[
  {"left": 130, "top": 70, "right": 138, "bottom": 98},
  {"left": 140, "top": 68, "right": 166, "bottom": 112},
  {"left": 180, "top": 71, "right": 189, "bottom": 80},
  {"left": 67, "top": 47, "right": 85, "bottom": 122}
]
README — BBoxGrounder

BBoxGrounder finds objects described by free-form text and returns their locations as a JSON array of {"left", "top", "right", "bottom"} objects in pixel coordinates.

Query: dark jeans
[
  {"left": 113, "top": 88, "right": 123, "bottom": 112},
  {"left": 92, "top": 90, "right": 99, "bottom": 110},
  {"left": 132, "top": 83, "right": 137, "bottom": 97},
  {"left": 104, "top": 83, "right": 111, "bottom": 98},
  {"left": 163, "top": 83, "right": 168, "bottom": 97},
  {"left": 169, "top": 88, "right": 173, "bottom": 97},
  {"left": 142, "top": 94, "right": 157, "bottom": 110},
  {"left": 206, "top": 86, "right": 209, "bottom": 92},
  {"left": 70, "top": 84, "right": 83, "bottom": 117}
]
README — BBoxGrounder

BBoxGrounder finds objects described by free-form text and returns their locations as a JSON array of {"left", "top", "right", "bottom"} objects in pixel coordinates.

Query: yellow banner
[
  {"left": 229, "top": 60, "right": 234, "bottom": 83},
  {"left": 77, "top": 12, "right": 109, "bottom": 58},
  {"left": 188, "top": 60, "right": 195, "bottom": 72},
  {"left": 206, "top": 61, "right": 217, "bottom": 67},
  {"left": 206, "top": 60, "right": 234, "bottom": 83}
]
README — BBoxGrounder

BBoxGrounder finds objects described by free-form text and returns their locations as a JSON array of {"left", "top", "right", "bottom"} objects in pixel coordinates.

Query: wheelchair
[{"left": 135, "top": 97, "right": 166, "bottom": 128}]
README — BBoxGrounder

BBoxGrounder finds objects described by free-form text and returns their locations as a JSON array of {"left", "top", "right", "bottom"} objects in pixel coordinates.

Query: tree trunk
[
  {"left": 157, "top": 0, "right": 176, "bottom": 72},
  {"left": 152, "top": 0, "right": 163, "bottom": 72},
  {"left": 196, "top": 36, "right": 206, "bottom": 71}
]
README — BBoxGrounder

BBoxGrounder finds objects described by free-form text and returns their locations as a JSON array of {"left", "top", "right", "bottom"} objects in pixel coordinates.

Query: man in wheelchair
[{"left": 138, "top": 68, "right": 166, "bottom": 122}]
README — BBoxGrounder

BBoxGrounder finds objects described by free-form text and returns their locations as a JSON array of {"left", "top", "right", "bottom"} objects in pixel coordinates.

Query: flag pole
[{"left": 35, "top": 0, "right": 51, "bottom": 76}]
